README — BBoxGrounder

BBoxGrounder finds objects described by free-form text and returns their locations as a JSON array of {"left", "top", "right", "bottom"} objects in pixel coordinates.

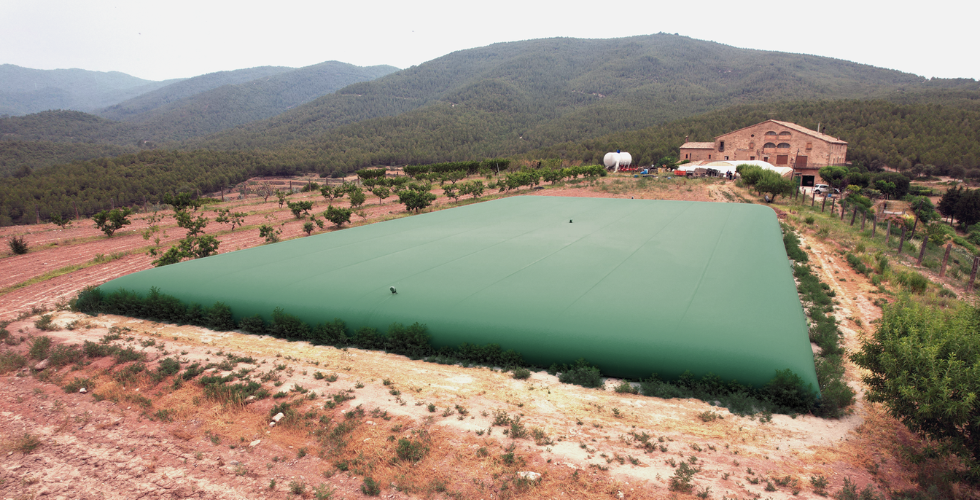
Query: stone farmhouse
[{"left": 679, "top": 120, "right": 848, "bottom": 187}]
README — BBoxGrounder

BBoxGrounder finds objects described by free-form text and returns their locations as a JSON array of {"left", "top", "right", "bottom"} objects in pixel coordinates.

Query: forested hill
[
  {"left": 0, "top": 64, "right": 180, "bottom": 116},
  {"left": 189, "top": 34, "right": 948, "bottom": 157},
  {"left": 96, "top": 66, "right": 298, "bottom": 121},
  {"left": 4, "top": 98, "right": 980, "bottom": 226},
  {"left": 96, "top": 61, "right": 399, "bottom": 138}
]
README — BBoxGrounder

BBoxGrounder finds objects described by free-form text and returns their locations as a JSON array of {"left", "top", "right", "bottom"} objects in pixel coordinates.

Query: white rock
[
  {"left": 249, "top": 439, "right": 261, "bottom": 447},
  {"left": 34, "top": 359, "right": 49, "bottom": 370},
  {"left": 272, "top": 412, "right": 285, "bottom": 422},
  {"left": 79, "top": 388, "right": 87, "bottom": 393},
  {"left": 517, "top": 471, "right": 541, "bottom": 481},
  {"left": 617, "top": 491, "right": 624, "bottom": 499},
  {"left": 269, "top": 422, "right": 276, "bottom": 428}
]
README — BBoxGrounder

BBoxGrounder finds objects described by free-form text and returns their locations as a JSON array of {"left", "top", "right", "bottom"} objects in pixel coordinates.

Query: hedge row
[
  {"left": 71, "top": 284, "right": 825, "bottom": 416},
  {"left": 71, "top": 286, "right": 525, "bottom": 369},
  {"left": 783, "top": 228, "right": 856, "bottom": 418},
  {"left": 404, "top": 159, "right": 511, "bottom": 177}
]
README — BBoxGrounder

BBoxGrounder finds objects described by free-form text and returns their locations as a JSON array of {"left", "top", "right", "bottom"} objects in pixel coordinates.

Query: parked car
[{"left": 813, "top": 184, "right": 840, "bottom": 196}]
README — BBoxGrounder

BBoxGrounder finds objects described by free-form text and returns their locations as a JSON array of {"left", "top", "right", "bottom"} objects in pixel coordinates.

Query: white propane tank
[
  {"left": 603, "top": 151, "right": 632, "bottom": 172},
  {"left": 603, "top": 152, "right": 619, "bottom": 169}
]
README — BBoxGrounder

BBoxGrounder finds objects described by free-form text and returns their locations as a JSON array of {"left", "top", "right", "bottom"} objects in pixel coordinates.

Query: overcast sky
[{"left": 1, "top": 0, "right": 977, "bottom": 82}]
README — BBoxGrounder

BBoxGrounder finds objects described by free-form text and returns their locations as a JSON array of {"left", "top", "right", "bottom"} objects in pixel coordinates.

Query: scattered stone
[
  {"left": 272, "top": 412, "right": 285, "bottom": 423},
  {"left": 249, "top": 439, "right": 261, "bottom": 448},
  {"left": 617, "top": 491, "right": 624, "bottom": 499},
  {"left": 79, "top": 388, "right": 87, "bottom": 394},
  {"left": 517, "top": 471, "right": 541, "bottom": 481},
  {"left": 269, "top": 422, "right": 276, "bottom": 428},
  {"left": 34, "top": 359, "right": 49, "bottom": 370},
  {"left": 229, "top": 461, "right": 240, "bottom": 466}
]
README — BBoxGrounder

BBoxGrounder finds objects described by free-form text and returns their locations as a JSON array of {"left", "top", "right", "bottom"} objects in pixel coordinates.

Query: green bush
[
  {"left": 854, "top": 296, "right": 980, "bottom": 476},
  {"left": 48, "top": 344, "right": 84, "bottom": 367},
  {"left": 896, "top": 270, "right": 929, "bottom": 294},
  {"left": 34, "top": 314, "right": 56, "bottom": 331},
  {"left": 8, "top": 235, "right": 29, "bottom": 254},
  {"left": 157, "top": 357, "right": 181, "bottom": 376},
  {"left": 512, "top": 367, "right": 531, "bottom": 380},
  {"left": 782, "top": 227, "right": 809, "bottom": 263},
  {"left": 28, "top": 336, "right": 52, "bottom": 360},
  {"left": 554, "top": 359, "right": 604, "bottom": 389},
  {"left": 395, "top": 438, "right": 429, "bottom": 462},
  {"left": 0, "top": 351, "right": 27, "bottom": 373},
  {"left": 614, "top": 381, "right": 639, "bottom": 394},
  {"left": 386, "top": 322, "right": 432, "bottom": 357},
  {"left": 361, "top": 477, "right": 381, "bottom": 496}
]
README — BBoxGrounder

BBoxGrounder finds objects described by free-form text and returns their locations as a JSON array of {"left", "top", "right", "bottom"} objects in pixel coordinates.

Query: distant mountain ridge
[
  {"left": 188, "top": 35, "right": 978, "bottom": 172},
  {"left": 96, "top": 66, "right": 296, "bottom": 121},
  {"left": 0, "top": 64, "right": 181, "bottom": 116},
  {"left": 0, "top": 61, "right": 401, "bottom": 157}
]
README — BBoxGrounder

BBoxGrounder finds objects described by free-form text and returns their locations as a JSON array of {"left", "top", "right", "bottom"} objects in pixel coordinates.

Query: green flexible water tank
[{"left": 99, "top": 196, "right": 818, "bottom": 390}]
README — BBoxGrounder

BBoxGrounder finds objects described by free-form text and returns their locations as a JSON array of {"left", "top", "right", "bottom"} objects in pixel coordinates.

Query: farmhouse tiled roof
[
  {"left": 715, "top": 119, "right": 847, "bottom": 144},
  {"left": 680, "top": 142, "right": 715, "bottom": 149},
  {"left": 769, "top": 120, "right": 848, "bottom": 144}
]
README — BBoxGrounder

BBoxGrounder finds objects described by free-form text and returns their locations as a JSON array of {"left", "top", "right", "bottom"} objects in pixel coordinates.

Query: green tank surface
[{"left": 99, "top": 196, "right": 818, "bottom": 391}]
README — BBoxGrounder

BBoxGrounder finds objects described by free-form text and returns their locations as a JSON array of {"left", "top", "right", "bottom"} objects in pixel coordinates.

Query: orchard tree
[
  {"left": 370, "top": 186, "right": 390, "bottom": 205},
  {"left": 276, "top": 189, "right": 290, "bottom": 208},
  {"left": 853, "top": 297, "right": 980, "bottom": 478},
  {"left": 397, "top": 184, "right": 436, "bottom": 213},
  {"left": 460, "top": 180, "right": 485, "bottom": 199},
  {"left": 348, "top": 187, "right": 366, "bottom": 209},
  {"left": 259, "top": 224, "right": 282, "bottom": 243},
  {"left": 93, "top": 208, "right": 133, "bottom": 237},
  {"left": 324, "top": 205, "right": 353, "bottom": 227},
  {"left": 214, "top": 208, "right": 247, "bottom": 231},
  {"left": 287, "top": 200, "right": 314, "bottom": 218}
]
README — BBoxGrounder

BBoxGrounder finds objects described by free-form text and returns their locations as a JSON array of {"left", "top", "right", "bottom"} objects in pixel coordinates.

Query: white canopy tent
[{"left": 677, "top": 160, "right": 793, "bottom": 177}]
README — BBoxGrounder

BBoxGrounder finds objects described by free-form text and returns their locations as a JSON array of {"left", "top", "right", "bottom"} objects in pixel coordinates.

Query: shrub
[
  {"left": 0, "top": 351, "right": 27, "bottom": 373},
  {"left": 48, "top": 344, "right": 84, "bottom": 367},
  {"left": 896, "top": 270, "right": 929, "bottom": 294},
  {"left": 554, "top": 359, "right": 604, "bottom": 389},
  {"left": 238, "top": 314, "right": 266, "bottom": 334},
  {"left": 386, "top": 322, "right": 431, "bottom": 357},
  {"left": 361, "top": 477, "right": 381, "bottom": 496},
  {"left": 763, "top": 369, "right": 817, "bottom": 413},
  {"left": 668, "top": 462, "right": 699, "bottom": 493},
  {"left": 34, "top": 314, "right": 56, "bottom": 331},
  {"left": 782, "top": 226, "right": 808, "bottom": 263},
  {"left": 8, "top": 235, "right": 29, "bottom": 254},
  {"left": 12, "top": 433, "right": 42, "bottom": 454},
  {"left": 395, "top": 438, "right": 429, "bottom": 462},
  {"left": 28, "top": 335, "right": 52, "bottom": 360},
  {"left": 614, "top": 381, "right": 639, "bottom": 394},
  {"left": 157, "top": 357, "right": 181, "bottom": 376},
  {"left": 512, "top": 367, "right": 531, "bottom": 380}
]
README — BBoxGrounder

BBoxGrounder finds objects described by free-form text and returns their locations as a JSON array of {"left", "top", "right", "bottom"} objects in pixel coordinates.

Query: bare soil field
[{"left": 0, "top": 174, "right": 972, "bottom": 499}]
